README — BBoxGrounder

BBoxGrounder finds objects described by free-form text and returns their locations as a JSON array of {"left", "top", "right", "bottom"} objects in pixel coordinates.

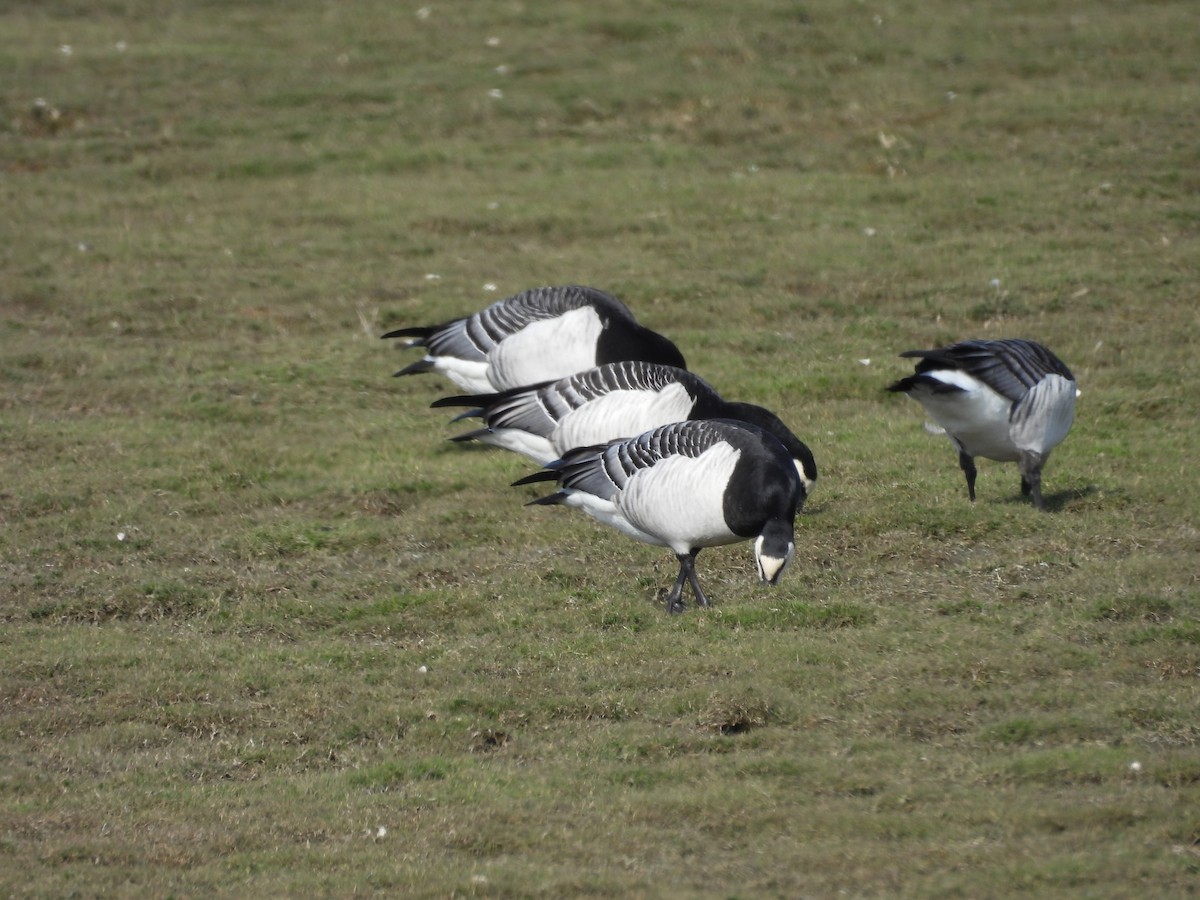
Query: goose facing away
[
  {"left": 382, "top": 284, "right": 686, "bottom": 393},
  {"left": 887, "top": 338, "right": 1077, "bottom": 510},
  {"left": 431, "top": 360, "right": 818, "bottom": 492},
  {"left": 514, "top": 419, "right": 806, "bottom": 613}
]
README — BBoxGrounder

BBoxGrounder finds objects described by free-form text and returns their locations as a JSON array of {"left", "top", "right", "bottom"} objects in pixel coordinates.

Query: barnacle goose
[
  {"left": 430, "top": 360, "right": 818, "bottom": 492},
  {"left": 887, "top": 338, "right": 1077, "bottom": 510},
  {"left": 513, "top": 419, "right": 807, "bottom": 613},
  {"left": 382, "top": 284, "right": 686, "bottom": 393}
]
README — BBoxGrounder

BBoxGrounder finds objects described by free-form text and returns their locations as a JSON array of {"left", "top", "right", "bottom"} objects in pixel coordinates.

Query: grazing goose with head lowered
[
  {"left": 382, "top": 284, "right": 686, "bottom": 393},
  {"left": 887, "top": 338, "right": 1077, "bottom": 510},
  {"left": 431, "top": 360, "right": 818, "bottom": 491},
  {"left": 513, "top": 419, "right": 807, "bottom": 613}
]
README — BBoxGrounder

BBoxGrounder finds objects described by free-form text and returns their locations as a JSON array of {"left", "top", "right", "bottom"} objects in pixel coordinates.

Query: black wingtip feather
[
  {"left": 393, "top": 359, "right": 434, "bottom": 378},
  {"left": 449, "top": 429, "right": 490, "bottom": 444},
  {"left": 888, "top": 373, "right": 965, "bottom": 395},
  {"left": 429, "top": 395, "right": 486, "bottom": 421},
  {"left": 511, "top": 469, "right": 560, "bottom": 488},
  {"left": 430, "top": 392, "right": 494, "bottom": 409},
  {"left": 381, "top": 326, "right": 431, "bottom": 340},
  {"left": 525, "top": 492, "right": 567, "bottom": 507}
]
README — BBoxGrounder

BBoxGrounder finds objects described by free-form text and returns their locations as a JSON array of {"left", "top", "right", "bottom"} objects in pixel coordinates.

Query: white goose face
[
  {"left": 754, "top": 534, "right": 795, "bottom": 585},
  {"left": 794, "top": 459, "right": 816, "bottom": 493}
]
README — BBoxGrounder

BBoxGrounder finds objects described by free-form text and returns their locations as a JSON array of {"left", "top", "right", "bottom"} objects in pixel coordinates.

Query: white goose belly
[
  {"left": 616, "top": 445, "right": 741, "bottom": 554},
  {"left": 487, "top": 307, "right": 603, "bottom": 390},
  {"left": 914, "top": 379, "right": 1019, "bottom": 461},
  {"left": 553, "top": 383, "right": 695, "bottom": 457},
  {"left": 561, "top": 491, "right": 665, "bottom": 548},
  {"left": 430, "top": 358, "right": 493, "bottom": 394},
  {"left": 480, "top": 428, "right": 557, "bottom": 465}
]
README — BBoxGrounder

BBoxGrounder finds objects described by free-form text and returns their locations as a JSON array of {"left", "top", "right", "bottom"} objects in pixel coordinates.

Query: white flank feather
[
  {"left": 477, "top": 428, "right": 558, "bottom": 464},
  {"left": 560, "top": 491, "right": 664, "bottom": 547},
  {"left": 553, "top": 382, "right": 694, "bottom": 457},
  {"left": 428, "top": 358, "right": 493, "bottom": 394},
  {"left": 617, "top": 443, "right": 741, "bottom": 555},
  {"left": 486, "top": 306, "right": 604, "bottom": 390},
  {"left": 910, "top": 371, "right": 1017, "bottom": 460}
]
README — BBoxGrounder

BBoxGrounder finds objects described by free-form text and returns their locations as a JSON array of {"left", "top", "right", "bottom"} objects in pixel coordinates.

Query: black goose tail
[
  {"left": 430, "top": 391, "right": 498, "bottom": 409},
  {"left": 525, "top": 492, "right": 567, "bottom": 507},
  {"left": 449, "top": 428, "right": 490, "bottom": 444},
  {"left": 886, "top": 375, "right": 917, "bottom": 393},
  {"left": 382, "top": 325, "right": 433, "bottom": 341},
  {"left": 430, "top": 395, "right": 488, "bottom": 422},
  {"left": 393, "top": 358, "right": 435, "bottom": 378}
]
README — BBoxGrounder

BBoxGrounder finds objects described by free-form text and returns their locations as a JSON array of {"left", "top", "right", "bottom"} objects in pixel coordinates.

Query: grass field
[{"left": 3, "top": 0, "right": 1199, "bottom": 895}]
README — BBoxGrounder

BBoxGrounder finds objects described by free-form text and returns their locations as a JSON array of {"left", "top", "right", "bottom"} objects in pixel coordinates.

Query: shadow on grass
[
  {"left": 1000, "top": 484, "right": 1103, "bottom": 512},
  {"left": 435, "top": 439, "right": 501, "bottom": 454}
]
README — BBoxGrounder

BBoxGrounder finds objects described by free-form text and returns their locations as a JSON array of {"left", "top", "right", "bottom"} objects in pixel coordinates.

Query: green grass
[{"left": 3, "top": 0, "right": 1199, "bottom": 895}]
